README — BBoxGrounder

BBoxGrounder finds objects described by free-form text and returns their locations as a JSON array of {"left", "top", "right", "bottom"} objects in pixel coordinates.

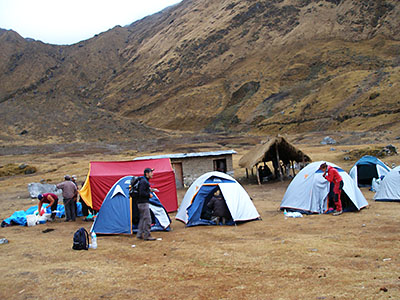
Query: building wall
[{"left": 171, "top": 155, "right": 234, "bottom": 187}]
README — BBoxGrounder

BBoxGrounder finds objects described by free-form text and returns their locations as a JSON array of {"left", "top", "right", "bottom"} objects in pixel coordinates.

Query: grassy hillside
[{"left": 0, "top": 0, "right": 399, "bottom": 144}]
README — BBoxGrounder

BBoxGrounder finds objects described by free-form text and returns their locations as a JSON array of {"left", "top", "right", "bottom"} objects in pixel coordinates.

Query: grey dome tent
[
  {"left": 373, "top": 166, "right": 400, "bottom": 202},
  {"left": 281, "top": 161, "right": 368, "bottom": 214}
]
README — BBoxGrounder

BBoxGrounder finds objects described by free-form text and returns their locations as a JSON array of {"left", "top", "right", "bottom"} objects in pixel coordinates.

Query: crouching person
[
  {"left": 207, "top": 189, "right": 232, "bottom": 225},
  {"left": 37, "top": 193, "right": 59, "bottom": 220}
]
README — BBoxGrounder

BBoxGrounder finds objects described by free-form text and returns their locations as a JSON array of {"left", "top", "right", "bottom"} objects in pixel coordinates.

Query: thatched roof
[{"left": 239, "top": 136, "right": 312, "bottom": 169}]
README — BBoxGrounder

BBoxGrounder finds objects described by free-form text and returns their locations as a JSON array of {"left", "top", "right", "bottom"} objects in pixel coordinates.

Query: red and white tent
[{"left": 79, "top": 158, "right": 178, "bottom": 212}]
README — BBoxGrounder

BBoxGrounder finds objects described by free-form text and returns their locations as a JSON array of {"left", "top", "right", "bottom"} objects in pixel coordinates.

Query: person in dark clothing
[
  {"left": 207, "top": 189, "right": 231, "bottom": 225},
  {"left": 136, "top": 168, "right": 159, "bottom": 241},
  {"left": 37, "top": 193, "right": 58, "bottom": 221}
]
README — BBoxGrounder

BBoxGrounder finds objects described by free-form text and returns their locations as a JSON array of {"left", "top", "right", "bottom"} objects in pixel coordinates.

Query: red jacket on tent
[{"left": 79, "top": 158, "right": 178, "bottom": 212}]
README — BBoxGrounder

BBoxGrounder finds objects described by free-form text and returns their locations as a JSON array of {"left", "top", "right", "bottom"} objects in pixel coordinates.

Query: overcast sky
[{"left": 0, "top": 0, "right": 182, "bottom": 45}]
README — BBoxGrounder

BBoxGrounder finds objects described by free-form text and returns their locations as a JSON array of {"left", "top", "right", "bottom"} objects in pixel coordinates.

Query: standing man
[
  {"left": 56, "top": 175, "right": 78, "bottom": 222},
  {"left": 37, "top": 193, "right": 59, "bottom": 221},
  {"left": 136, "top": 168, "right": 159, "bottom": 241},
  {"left": 319, "top": 163, "right": 344, "bottom": 216}
]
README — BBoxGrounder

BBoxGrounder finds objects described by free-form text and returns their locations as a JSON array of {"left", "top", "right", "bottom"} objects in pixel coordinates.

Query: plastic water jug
[{"left": 90, "top": 232, "right": 97, "bottom": 249}]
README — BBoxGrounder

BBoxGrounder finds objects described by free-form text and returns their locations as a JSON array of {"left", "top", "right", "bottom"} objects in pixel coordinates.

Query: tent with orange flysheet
[{"left": 79, "top": 158, "right": 178, "bottom": 212}]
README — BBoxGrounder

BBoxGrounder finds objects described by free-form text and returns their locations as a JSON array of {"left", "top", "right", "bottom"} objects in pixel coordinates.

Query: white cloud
[{"left": 0, "top": 0, "right": 182, "bottom": 45}]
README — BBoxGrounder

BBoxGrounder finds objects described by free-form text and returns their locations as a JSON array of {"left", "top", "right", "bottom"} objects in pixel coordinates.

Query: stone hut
[{"left": 134, "top": 150, "right": 236, "bottom": 188}]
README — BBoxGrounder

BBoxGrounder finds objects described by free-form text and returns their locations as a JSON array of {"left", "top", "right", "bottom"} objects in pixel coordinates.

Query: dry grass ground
[{"left": 0, "top": 137, "right": 399, "bottom": 300}]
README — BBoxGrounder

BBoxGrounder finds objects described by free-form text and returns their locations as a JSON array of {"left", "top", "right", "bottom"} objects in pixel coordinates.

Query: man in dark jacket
[
  {"left": 207, "top": 189, "right": 231, "bottom": 225},
  {"left": 136, "top": 168, "right": 159, "bottom": 241}
]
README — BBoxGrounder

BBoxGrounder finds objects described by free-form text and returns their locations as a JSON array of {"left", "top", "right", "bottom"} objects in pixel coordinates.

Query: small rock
[
  {"left": 320, "top": 136, "right": 337, "bottom": 145},
  {"left": 383, "top": 144, "right": 397, "bottom": 155},
  {"left": 380, "top": 287, "right": 388, "bottom": 292},
  {"left": 18, "top": 163, "right": 27, "bottom": 169},
  {"left": 20, "top": 130, "right": 28, "bottom": 135},
  {"left": 24, "top": 168, "right": 36, "bottom": 175},
  {"left": 383, "top": 258, "right": 391, "bottom": 262},
  {"left": 0, "top": 238, "right": 9, "bottom": 244}
]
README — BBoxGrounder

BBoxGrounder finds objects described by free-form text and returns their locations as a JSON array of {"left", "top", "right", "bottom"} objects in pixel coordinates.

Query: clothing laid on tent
[
  {"left": 280, "top": 161, "right": 368, "bottom": 214},
  {"left": 373, "top": 166, "right": 400, "bottom": 202},
  {"left": 176, "top": 171, "right": 260, "bottom": 226},
  {"left": 91, "top": 176, "right": 171, "bottom": 235},
  {"left": 79, "top": 158, "right": 178, "bottom": 213},
  {"left": 349, "top": 155, "right": 390, "bottom": 187}
]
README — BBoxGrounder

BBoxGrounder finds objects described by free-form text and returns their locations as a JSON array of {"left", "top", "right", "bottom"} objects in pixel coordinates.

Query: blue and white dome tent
[
  {"left": 349, "top": 155, "right": 390, "bottom": 187},
  {"left": 92, "top": 176, "right": 171, "bottom": 234},
  {"left": 176, "top": 171, "right": 260, "bottom": 226}
]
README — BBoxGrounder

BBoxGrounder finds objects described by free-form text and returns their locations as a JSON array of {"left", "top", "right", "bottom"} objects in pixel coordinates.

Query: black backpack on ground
[{"left": 72, "top": 227, "right": 89, "bottom": 250}]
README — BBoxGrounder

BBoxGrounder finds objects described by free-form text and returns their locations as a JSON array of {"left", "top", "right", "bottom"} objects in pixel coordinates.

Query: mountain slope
[{"left": 0, "top": 0, "right": 399, "bottom": 144}]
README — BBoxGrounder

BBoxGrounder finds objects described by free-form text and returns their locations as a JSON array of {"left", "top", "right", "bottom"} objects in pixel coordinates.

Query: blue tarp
[{"left": 1, "top": 203, "right": 83, "bottom": 227}]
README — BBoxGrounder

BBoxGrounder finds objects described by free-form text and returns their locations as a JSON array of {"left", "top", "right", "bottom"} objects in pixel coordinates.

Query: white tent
[
  {"left": 374, "top": 166, "right": 400, "bottom": 202},
  {"left": 280, "top": 161, "right": 368, "bottom": 214},
  {"left": 176, "top": 171, "right": 260, "bottom": 226}
]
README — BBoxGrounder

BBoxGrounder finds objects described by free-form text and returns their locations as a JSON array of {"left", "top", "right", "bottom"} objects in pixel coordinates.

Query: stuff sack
[{"left": 72, "top": 227, "right": 89, "bottom": 250}]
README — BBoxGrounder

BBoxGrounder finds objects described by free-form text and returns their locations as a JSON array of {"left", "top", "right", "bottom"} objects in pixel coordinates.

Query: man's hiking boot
[
  {"left": 333, "top": 210, "right": 343, "bottom": 216},
  {"left": 144, "top": 236, "right": 156, "bottom": 241}
]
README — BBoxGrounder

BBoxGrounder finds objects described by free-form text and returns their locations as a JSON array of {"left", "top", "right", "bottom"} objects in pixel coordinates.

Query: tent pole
[
  {"left": 256, "top": 164, "right": 261, "bottom": 185},
  {"left": 275, "top": 143, "right": 283, "bottom": 181},
  {"left": 246, "top": 168, "right": 249, "bottom": 179},
  {"left": 291, "top": 160, "right": 296, "bottom": 177}
]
